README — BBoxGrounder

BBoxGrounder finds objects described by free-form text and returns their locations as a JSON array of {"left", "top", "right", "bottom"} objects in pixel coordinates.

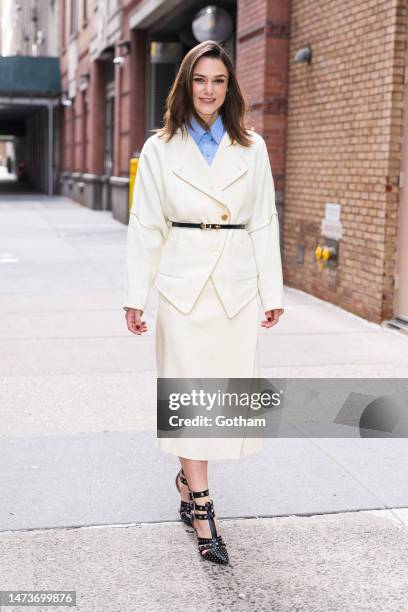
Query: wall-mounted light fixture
[
  {"left": 294, "top": 45, "right": 312, "bottom": 64},
  {"left": 113, "top": 40, "right": 131, "bottom": 67},
  {"left": 60, "top": 91, "right": 72, "bottom": 106},
  {"left": 113, "top": 56, "right": 125, "bottom": 66}
]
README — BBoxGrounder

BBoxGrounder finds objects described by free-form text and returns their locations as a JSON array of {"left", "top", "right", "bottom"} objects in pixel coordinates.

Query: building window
[
  {"left": 70, "top": 0, "right": 77, "bottom": 35},
  {"left": 149, "top": 42, "right": 183, "bottom": 130},
  {"left": 82, "top": 92, "right": 88, "bottom": 171},
  {"left": 71, "top": 100, "right": 76, "bottom": 171},
  {"left": 104, "top": 60, "right": 115, "bottom": 176},
  {"left": 82, "top": 0, "right": 87, "bottom": 26},
  {"left": 61, "top": 0, "right": 66, "bottom": 47}
]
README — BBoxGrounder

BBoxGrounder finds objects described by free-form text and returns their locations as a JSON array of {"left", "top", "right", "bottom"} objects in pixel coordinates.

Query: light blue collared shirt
[{"left": 187, "top": 114, "right": 226, "bottom": 166}]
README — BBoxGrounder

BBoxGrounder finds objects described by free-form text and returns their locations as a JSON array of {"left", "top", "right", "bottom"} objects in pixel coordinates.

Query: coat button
[
  {"left": 212, "top": 250, "right": 219, "bottom": 256},
  {"left": 221, "top": 213, "right": 229, "bottom": 221}
]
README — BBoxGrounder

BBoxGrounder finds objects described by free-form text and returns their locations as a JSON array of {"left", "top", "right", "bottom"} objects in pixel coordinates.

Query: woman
[{"left": 123, "top": 40, "right": 284, "bottom": 565}]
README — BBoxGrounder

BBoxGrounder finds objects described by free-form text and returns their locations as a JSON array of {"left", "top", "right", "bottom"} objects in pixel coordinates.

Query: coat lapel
[{"left": 171, "top": 127, "right": 248, "bottom": 212}]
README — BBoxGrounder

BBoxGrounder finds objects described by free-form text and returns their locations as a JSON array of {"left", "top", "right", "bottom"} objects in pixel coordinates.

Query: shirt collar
[{"left": 188, "top": 113, "right": 225, "bottom": 145}]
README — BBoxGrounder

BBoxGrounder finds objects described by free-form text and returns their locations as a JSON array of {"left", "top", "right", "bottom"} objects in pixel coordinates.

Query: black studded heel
[
  {"left": 190, "top": 488, "right": 229, "bottom": 565},
  {"left": 175, "top": 468, "right": 193, "bottom": 526}
]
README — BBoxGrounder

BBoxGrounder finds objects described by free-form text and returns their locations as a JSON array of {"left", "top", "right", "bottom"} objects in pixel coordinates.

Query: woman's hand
[
  {"left": 261, "top": 308, "right": 284, "bottom": 329},
  {"left": 125, "top": 308, "right": 148, "bottom": 335}
]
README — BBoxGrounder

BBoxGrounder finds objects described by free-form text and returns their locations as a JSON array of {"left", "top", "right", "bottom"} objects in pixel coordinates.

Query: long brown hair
[{"left": 153, "top": 40, "right": 254, "bottom": 147}]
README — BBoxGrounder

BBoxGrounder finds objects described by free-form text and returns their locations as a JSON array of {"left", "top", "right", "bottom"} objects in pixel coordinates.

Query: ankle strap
[
  {"left": 193, "top": 499, "right": 215, "bottom": 515},
  {"left": 189, "top": 488, "right": 210, "bottom": 499}
]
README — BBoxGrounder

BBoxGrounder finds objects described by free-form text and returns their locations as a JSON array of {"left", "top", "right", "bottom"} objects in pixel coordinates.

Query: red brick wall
[
  {"left": 128, "top": 29, "right": 147, "bottom": 159},
  {"left": 60, "top": 0, "right": 146, "bottom": 178},
  {"left": 237, "top": 0, "right": 268, "bottom": 134},
  {"left": 282, "top": 0, "right": 407, "bottom": 323},
  {"left": 88, "top": 60, "right": 105, "bottom": 175},
  {"left": 121, "top": 4, "right": 147, "bottom": 174},
  {"left": 236, "top": 0, "right": 291, "bottom": 232},
  {"left": 237, "top": 0, "right": 407, "bottom": 323}
]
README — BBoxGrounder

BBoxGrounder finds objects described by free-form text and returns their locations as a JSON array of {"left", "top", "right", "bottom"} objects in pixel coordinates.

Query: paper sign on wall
[{"left": 321, "top": 203, "right": 342, "bottom": 239}]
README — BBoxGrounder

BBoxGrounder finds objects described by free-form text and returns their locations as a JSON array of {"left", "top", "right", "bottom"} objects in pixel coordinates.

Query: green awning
[{"left": 0, "top": 55, "right": 61, "bottom": 95}]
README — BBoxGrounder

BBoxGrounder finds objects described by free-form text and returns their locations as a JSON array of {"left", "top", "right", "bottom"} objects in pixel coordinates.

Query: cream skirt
[{"left": 154, "top": 276, "right": 263, "bottom": 460}]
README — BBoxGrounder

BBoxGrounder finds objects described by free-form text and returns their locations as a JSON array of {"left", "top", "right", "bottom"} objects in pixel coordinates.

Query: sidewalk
[{"left": 0, "top": 193, "right": 407, "bottom": 611}]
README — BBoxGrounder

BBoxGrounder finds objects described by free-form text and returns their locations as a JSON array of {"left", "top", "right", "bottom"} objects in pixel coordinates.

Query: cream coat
[{"left": 123, "top": 126, "right": 284, "bottom": 318}]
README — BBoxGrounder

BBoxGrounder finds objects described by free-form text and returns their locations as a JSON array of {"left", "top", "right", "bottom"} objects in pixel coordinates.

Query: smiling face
[{"left": 191, "top": 56, "right": 229, "bottom": 126}]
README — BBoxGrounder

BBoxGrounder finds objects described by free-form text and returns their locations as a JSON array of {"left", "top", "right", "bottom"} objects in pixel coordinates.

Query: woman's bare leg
[
  {"left": 179, "top": 457, "right": 220, "bottom": 542},
  {"left": 179, "top": 457, "right": 208, "bottom": 492}
]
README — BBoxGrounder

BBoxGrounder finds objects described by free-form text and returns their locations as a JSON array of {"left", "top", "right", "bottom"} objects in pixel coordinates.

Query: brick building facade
[
  {"left": 283, "top": 0, "right": 407, "bottom": 325},
  {"left": 58, "top": 0, "right": 408, "bottom": 326}
]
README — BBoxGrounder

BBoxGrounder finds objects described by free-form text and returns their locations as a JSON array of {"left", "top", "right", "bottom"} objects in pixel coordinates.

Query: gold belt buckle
[{"left": 200, "top": 223, "right": 221, "bottom": 230}]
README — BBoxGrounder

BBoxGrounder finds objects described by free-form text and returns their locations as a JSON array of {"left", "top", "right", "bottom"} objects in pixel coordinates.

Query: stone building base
[{"left": 58, "top": 173, "right": 129, "bottom": 222}]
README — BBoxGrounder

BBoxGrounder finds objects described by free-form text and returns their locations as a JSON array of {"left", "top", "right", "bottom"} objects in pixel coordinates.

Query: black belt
[{"left": 171, "top": 221, "right": 246, "bottom": 230}]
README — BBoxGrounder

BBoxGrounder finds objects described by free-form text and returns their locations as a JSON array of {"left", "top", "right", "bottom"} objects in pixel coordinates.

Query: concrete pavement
[{"left": 0, "top": 192, "right": 408, "bottom": 611}]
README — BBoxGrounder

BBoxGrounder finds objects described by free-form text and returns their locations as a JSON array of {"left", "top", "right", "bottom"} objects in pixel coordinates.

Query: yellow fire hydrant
[
  {"left": 315, "top": 244, "right": 336, "bottom": 261},
  {"left": 315, "top": 245, "right": 323, "bottom": 260},
  {"left": 315, "top": 243, "right": 337, "bottom": 269}
]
